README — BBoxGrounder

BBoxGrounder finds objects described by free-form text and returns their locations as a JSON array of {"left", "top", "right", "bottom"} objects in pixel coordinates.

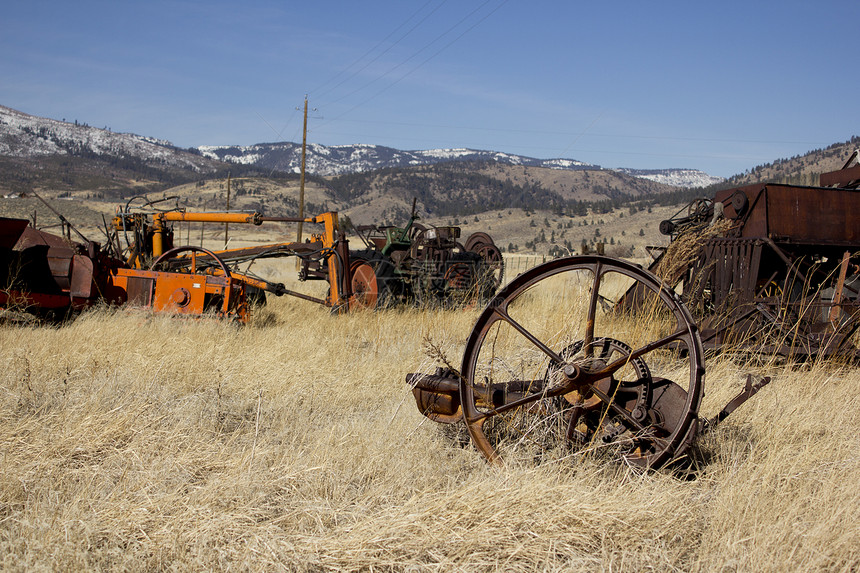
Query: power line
[
  {"left": 311, "top": 0, "right": 449, "bottom": 101},
  {"left": 318, "top": 0, "right": 509, "bottom": 122}
]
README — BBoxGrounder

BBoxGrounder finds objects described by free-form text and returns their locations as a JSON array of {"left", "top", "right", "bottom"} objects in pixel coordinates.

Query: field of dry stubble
[{"left": 1, "top": 273, "right": 859, "bottom": 571}]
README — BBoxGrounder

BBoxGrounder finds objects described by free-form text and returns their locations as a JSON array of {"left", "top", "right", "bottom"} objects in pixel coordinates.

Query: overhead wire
[
  {"left": 316, "top": 0, "right": 510, "bottom": 129},
  {"left": 310, "top": 0, "right": 448, "bottom": 101}
]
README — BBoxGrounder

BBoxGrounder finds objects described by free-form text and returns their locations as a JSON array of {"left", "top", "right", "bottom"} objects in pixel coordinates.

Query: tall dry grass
[{"left": 0, "top": 283, "right": 858, "bottom": 571}]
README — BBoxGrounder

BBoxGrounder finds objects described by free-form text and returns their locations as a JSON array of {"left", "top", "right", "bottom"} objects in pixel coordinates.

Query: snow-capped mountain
[
  {"left": 197, "top": 142, "right": 600, "bottom": 177},
  {"left": 0, "top": 105, "right": 722, "bottom": 188},
  {"left": 613, "top": 168, "right": 723, "bottom": 189},
  {"left": 0, "top": 105, "right": 218, "bottom": 173},
  {"left": 198, "top": 142, "right": 724, "bottom": 188}
]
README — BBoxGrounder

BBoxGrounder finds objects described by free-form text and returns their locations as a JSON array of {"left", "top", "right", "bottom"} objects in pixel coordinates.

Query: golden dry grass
[{"left": 1, "top": 283, "right": 859, "bottom": 571}]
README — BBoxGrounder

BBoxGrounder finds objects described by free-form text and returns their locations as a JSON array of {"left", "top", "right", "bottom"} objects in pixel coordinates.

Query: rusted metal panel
[
  {"left": 765, "top": 185, "right": 860, "bottom": 244},
  {"left": 124, "top": 275, "right": 153, "bottom": 306},
  {"left": 716, "top": 184, "right": 860, "bottom": 244},
  {"left": 0, "top": 218, "right": 29, "bottom": 249},
  {"left": 820, "top": 164, "right": 860, "bottom": 188},
  {"left": 14, "top": 225, "right": 71, "bottom": 250},
  {"left": 46, "top": 247, "right": 74, "bottom": 290},
  {"left": 70, "top": 255, "right": 95, "bottom": 298}
]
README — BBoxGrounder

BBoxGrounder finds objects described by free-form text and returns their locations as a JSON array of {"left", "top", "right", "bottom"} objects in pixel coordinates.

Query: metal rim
[
  {"left": 472, "top": 241, "right": 505, "bottom": 292},
  {"left": 151, "top": 246, "right": 232, "bottom": 278},
  {"left": 350, "top": 260, "right": 381, "bottom": 309},
  {"left": 465, "top": 232, "right": 494, "bottom": 252}
]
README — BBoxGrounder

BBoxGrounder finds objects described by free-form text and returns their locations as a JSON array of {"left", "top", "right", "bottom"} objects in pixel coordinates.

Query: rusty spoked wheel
[
  {"left": 464, "top": 232, "right": 494, "bottom": 252},
  {"left": 459, "top": 255, "right": 705, "bottom": 470},
  {"left": 472, "top": 241, "right": 504, "bottom": 294}
]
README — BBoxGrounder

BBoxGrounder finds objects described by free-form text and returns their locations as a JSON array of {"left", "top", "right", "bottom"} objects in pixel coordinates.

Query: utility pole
[
  {"left": 224, "top": 172, "right": 231, "bottom": 249},
  {"left": 297, "top": 96, "right": 308, "bottom": 245}
]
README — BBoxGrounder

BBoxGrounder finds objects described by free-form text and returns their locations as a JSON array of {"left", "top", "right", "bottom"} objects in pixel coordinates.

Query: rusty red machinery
[
  {"left": 0, "top": 201, "right": 353, "bottom": 321},
  {"left": 407, "top": 255, "right": 771, "bottom": 470},
  {"left": 0, "top": 216, "right": 123, "bottom": 319},
  {"left": 341, "top": 199, "right": 504, "bottom": 307},
  {"left": 620, "top": 154, "right": 860, "bottom": 359},
  {"left": 405, "top": 155, "right": 859, "bottom": 470}
]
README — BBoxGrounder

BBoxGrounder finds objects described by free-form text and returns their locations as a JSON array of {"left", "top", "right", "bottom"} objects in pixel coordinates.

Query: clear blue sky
[{"left": 3, "top": 0, "right": 857, "bottom": 177}]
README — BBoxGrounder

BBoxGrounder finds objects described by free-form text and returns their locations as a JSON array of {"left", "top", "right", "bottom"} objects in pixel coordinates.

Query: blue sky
[{"left": 2, "top": 0, "right": 857, "bottom": 177}]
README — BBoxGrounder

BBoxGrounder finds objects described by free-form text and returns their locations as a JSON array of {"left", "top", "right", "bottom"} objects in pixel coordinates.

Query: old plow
[{"left": 407, "top": 255, "right": 771, "bottom": 470}]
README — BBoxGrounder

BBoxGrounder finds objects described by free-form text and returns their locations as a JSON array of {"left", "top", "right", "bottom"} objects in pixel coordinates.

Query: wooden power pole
[
  {"left": 224, "top": 172, "right": 231, "bottom": 249},
  {"left": 297, "top": 96, "right": 308, "bottom": 244}
]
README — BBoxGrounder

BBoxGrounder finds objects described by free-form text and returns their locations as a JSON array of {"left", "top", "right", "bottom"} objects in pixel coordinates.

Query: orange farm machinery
[{"left": 1, "top": 196, "right": 503, "bottom": 322}]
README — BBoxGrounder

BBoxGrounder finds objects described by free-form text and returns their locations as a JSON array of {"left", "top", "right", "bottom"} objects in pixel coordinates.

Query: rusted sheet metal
[
  {"left": 644, "top": 160, "right": 860, "bottom": 359},
  {"left": 70, "top": 255, "right": 95, "bottom": 298},
  {"left": 14, "top": 224, "right": 73, "bottom": 250},
  {"left": 820, "top": 163, "right": 860, "bottom": 188},
  {"left": 714, "top": 184, "right": 860, "bottom": 245},
  {"left": 0, "top": 218, "right": 29, "bottom": 249}
]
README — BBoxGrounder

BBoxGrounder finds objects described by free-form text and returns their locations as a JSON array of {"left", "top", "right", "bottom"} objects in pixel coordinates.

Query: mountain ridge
[
  {"left": 198, "top": 141, "right": 723, "bottom": 188},
  {"left": 0, "top": 105, "right": 720, "bottom": 190}
]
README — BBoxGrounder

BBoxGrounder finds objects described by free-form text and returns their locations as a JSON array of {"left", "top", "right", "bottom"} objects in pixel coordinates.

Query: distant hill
[
  {"left": 325, "top": 161, "right": 683, "bottom": 223},
  {"left": 0, "top": 105, "right": 720, "bottom": 202},
  {"left": 0, "top": 105, "right": 243, "bottom": 198},
  {"left": 697, "top": 136, "right": 860, "bottom": 192},
  {"left": 2, "top": 103, "right": 857, "bottom": 254}
]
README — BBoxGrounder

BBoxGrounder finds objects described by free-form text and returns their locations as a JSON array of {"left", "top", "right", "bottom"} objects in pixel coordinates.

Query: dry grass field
[{"left": 1, "top": 269, "right": 859, "bottom": 571}]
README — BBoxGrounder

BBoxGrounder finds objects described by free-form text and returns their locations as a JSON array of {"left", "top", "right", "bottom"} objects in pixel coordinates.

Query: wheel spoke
[
  {"left": 586, "top": 384, "right": 646, "bottom": 431},
  {"left": 470, "top": 378, "right": 573, "bottom": 422},
  {"left": 592, "top": 328, "right": 689, "bottom": 379},
  {"left": 491, "top": 304, "right": 565, "bottom": 365},
  {"left": 584, "top": 260, "right": 603, "bottom": 357}
]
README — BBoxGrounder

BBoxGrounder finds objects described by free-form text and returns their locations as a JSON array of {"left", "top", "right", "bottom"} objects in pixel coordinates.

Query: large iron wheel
[
  {"left": 464, "top": 232, "right": 494, "bottom": 252},
  {"left": 458, "top": 255, "right": 705, "bottom": 469}
]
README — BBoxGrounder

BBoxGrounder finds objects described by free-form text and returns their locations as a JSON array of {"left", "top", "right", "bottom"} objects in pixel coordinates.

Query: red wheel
[{"left": 349, "top": 257, "right": 393, "bottom": 309}]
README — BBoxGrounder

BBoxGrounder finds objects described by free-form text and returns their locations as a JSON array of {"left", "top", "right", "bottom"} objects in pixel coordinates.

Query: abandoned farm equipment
[
  {"left": 407, "top": 255, "right": 771, "bottom": 471},
  {"left": 0, "top": 196, "right": 503, "bottom": 321},
  {"left": 620, "top": 156, "right": 860, "bottom": 359},
  {"left": 0, "top": 208, "right": 350, "bottom": 321},
  {"left": 342, "top": 199, "right": 504, "bottom": 307},
  {"left": 406, "top": 157, "right": 860, "bottom": 470}
]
